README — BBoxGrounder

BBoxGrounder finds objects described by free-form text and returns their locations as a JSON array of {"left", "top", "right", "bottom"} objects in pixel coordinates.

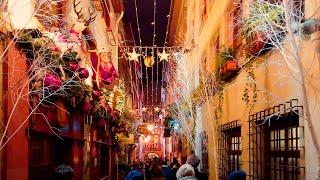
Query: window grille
[
  {"left": 218, "top": 120, "right": 242, "bottom": 179},
  {"left": 248, "top": 99, "right": 305, "bottom": 180}
]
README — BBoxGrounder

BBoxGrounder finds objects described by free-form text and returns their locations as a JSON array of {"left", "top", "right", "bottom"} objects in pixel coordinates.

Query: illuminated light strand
[
  {"left": 139, "top": 47, "right": 144, "bottom": 113},
  {"left": 151, "top": 0, "right": 157, "bottom": 119},
  {"left": 144, "top": 48, "right": 148, "bottom": 113},
  {"left": 163, "top": 0, "right": 173, "bottom": 46},
  {"left": 133, "top": 0, "right": 144, "bottom": 115},
  {"left": 134, "top": 0, "right": 142, "bottom": 47},
  {"left": 151, "top": 47, "right": 155, "bottom": 121},
  {"left": 152, "top": 0, "right": 157, "bottom": 47}
]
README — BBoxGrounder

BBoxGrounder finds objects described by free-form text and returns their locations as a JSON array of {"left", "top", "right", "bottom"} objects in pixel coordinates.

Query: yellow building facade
[{"left": 169, "top": 0, "right": 320, "bottom": 179}]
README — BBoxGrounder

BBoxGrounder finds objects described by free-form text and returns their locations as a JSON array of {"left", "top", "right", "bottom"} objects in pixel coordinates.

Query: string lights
[{"left": 123, "top": 0, "right": 177, "bottom": 124}]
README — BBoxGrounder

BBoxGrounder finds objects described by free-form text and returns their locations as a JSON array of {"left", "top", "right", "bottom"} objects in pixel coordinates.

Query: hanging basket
[
  {"left": 219, "top": 60, "right": 238, "bottom": 80},
  {"left": 245, "top": 32, "right": 267, "bottom": 55}
]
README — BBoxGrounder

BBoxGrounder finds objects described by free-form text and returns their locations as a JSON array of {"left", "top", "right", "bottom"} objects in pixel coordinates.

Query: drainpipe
[{"left": 115, "top": 11, "right": 124, "bottom": 70}]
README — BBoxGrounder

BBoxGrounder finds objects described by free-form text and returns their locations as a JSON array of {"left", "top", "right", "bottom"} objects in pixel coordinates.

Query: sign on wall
[{"left": 144, "top": 143, "right": 161, "bottom": 152}]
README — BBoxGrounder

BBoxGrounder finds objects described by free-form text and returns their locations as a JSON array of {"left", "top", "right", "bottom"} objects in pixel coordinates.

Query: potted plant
[
  {"left": 242, "top": 1, "right": 284, "bottom": 55},
  {"left": 218, "top": 47, "right": 238, "bottom": 80}
]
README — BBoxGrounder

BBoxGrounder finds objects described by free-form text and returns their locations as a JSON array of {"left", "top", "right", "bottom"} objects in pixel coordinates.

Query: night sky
[{"left": 123, "top": 0, "right": 172, "bottom": 46}]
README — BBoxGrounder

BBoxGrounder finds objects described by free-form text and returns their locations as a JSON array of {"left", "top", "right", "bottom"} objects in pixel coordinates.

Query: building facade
[
  {"left": 0, "top": 0, "right": 133, "bottom": 179},
  {"left": 169, "top": 0, "right": 320, "bottom": 179}
]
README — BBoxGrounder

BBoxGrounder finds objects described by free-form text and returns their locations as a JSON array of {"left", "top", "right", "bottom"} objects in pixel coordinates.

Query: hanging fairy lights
[{"left": 123, "top": 0, "right": 178, "bottom": 123}]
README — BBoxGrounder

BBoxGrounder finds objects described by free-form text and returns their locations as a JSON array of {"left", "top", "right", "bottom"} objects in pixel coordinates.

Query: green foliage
[
  {"left": 242, "top": 1, "right": 284, "bottom": 40},
  {"left": 63, "top": 49, "right": 79, "bottom": 61},
  {"left": 218, "top": 47, "right": 236, "bottom": 66},
  {"left": 242, "top": 61, "right": 258, "bottom": 112}
]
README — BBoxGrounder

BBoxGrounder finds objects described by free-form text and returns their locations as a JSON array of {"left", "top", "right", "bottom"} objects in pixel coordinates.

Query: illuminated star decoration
[
  {"left": 127, "top": 48, "right": 141, "bottom": 63},
  {"left": 154, "top": 107, "right": 160, "bottom": 112},
  {"left": 142, "top": 107, "right": 147, "bottom": 112},
  {"left": 157, "top": 48, "right": 170, "bottom": 62}
]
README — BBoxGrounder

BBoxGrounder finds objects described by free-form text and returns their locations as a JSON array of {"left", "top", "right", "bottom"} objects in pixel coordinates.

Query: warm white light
[
  {"left": 147, "top": 124, "right": 154, "bottom": 132},
  {"left": 154, "top": 107, "right": 160, "bottom": 112},
  {"left": 144, "top": 135, "right": 151, "bottom": 143}
]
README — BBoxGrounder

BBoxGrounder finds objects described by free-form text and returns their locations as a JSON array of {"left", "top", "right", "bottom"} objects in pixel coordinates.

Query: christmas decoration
[
  {"left": 157, "top": 48, "right": 170, "bottom": 62},
  {"left": 144, "top": 56, "right": 155, "bottom": 67},
  {"left": 78, "top": 68, "right": 89, "bottom": 79},
  {"left": 127, "top": 48, "right": 141, "bottom": 62},
  {"left": 44, "top": 74, "right": 62, "bottom": 91},
  {"left": 68, "top": 62, "right": 80, "bottom": 71},
  {"left": 100, "top": 62, "right": 117, "bottom": 84},
  {"left": 154, "top": 107, "right": 161, "bottom": 112}
]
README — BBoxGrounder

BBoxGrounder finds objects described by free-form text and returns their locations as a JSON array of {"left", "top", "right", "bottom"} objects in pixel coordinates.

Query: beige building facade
[{"left": 169, "top": 0, "right": 320, "bottom": 179}]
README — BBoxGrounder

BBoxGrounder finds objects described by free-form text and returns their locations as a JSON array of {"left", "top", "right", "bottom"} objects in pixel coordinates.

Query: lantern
[{"left": 144, "top": 56, "right": 155, "bottom": 67}]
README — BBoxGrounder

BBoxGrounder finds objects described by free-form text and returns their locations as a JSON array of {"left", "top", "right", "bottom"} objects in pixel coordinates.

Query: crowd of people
[{"left": 126, "top": 151, "right": 208, "bottom": 180}]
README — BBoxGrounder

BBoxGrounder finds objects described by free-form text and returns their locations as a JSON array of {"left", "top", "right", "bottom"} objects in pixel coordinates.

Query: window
[
  {"left": 249, "top": 99, "right": 304, "bottom": 180},
  {"left": 218, "top": 120, "right": 242, "bottom": 179},
  {"left": 200, "top": 131, "right": 209, "bottom": 172}
]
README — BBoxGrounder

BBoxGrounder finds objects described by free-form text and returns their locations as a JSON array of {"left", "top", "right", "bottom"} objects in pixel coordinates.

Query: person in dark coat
[
  {"left": 170, "top": 157, "right": 181, "bottom": 169},
  {"left": 228, "top": 170, "right": 246, "bottom": 180},
  {"left": 126, "top": 163, "right": 144, "bottom": 180},
  {"left": 160, "top": 160, "right": 172, "bottom": 180}
]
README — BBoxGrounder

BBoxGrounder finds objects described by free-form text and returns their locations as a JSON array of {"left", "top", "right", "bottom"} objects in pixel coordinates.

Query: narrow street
[{"left": 0, "top": 0, "right": 320, "bottom": 180}]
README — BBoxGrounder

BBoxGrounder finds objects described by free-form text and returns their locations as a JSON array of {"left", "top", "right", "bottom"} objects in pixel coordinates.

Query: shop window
[
  {"left": 249, "top": 99, "right": 304, "bottom": 180},
  {"left": 218, "top": 120, "right": 242, "bottom": 179}
]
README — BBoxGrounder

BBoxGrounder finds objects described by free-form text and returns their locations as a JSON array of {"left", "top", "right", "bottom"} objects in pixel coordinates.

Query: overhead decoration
[
  {"left": 154, "top": 107, "right": 161, "bottom": 112},
  {"left": 157, "top": 48, "right": 170, "bottom": 62},
  {"left": 144, "top": 56, "right": 155, "bottom": 67},
  {"left": 127, "top": 48, "right": 141, "bottom": 63}
]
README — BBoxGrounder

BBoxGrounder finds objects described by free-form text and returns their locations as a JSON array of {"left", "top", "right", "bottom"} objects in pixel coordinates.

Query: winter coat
[
  {"left": 161, "top": 165, "right": 172, "bottom": 180},
  {"left": 177, "top": 176, "right": 197, "bottom": 180}
]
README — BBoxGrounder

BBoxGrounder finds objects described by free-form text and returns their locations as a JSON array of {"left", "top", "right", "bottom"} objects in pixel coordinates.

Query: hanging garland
[{"left": 242, "top": 61, "right": 258, "bottom": 113}]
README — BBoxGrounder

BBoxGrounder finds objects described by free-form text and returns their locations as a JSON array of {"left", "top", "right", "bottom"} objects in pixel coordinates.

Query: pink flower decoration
[
  {"left": 92, "top": 90, "right": 101, "bottom": 99},
  {"left": 58, "top": 34, "right": 67, "bottom": 43},
  {"left": 44, "top": 74, "right": 62, "bottom": 91},
  {"left": 68, "top": 62, "right": 80, "bottom": 71},
  {"left": 78, "top": 68, "right": 89, "bottom": 79}
]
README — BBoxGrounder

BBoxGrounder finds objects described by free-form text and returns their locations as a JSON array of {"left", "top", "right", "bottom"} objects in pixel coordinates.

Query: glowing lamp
[
  {"left": 147, "top": 124, "right": 154, "bottom": 132},
  {"left": 144, "top": 56, "right": 154, "bottom": 67}
]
